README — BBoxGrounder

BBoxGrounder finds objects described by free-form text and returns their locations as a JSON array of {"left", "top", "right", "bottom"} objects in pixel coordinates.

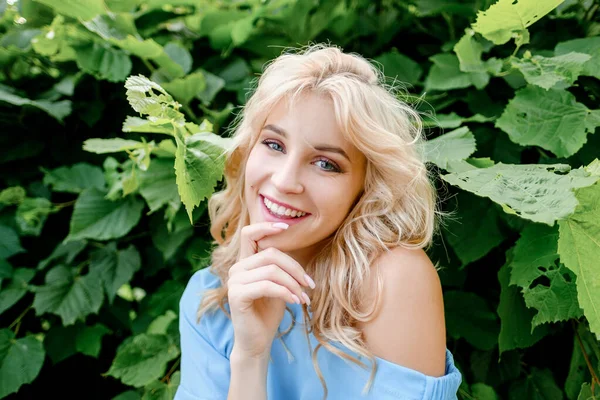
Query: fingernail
[
  {"left": 291, "top": 294, "right": 300, "bottom": 304},
  {"left": 304, "top": 274, "right": 316, "bottom": 289},
  {"left": 272, "top": 223, "right": 289, "bottom": 229},
  {"left": 301, "top": 292, "right": 311, "bottom": 306}
]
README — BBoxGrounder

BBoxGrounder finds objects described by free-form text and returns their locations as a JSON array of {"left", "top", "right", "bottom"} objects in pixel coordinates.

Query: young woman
[{"left": 175, "top": 44, "right": 462, "bottom": 400}]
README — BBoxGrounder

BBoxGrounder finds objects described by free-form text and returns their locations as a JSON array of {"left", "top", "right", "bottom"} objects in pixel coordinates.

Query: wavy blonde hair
[{"left": 197, "top": 43, "right": 441, "bottom": 398}]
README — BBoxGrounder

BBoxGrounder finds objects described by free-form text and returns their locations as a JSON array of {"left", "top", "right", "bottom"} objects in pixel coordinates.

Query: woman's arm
[{"left": 228, "top": 347, "right": 269, "bottom": 400}]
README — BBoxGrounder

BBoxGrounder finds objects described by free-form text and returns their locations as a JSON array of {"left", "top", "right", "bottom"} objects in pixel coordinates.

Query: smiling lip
[{"left": 260, "top": 195, "right": 311, "bottom": 225}]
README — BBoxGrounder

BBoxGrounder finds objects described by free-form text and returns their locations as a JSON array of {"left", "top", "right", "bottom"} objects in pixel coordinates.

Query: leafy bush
[{"left": 1, "top": 0, "right": 599, "bottom": 399}]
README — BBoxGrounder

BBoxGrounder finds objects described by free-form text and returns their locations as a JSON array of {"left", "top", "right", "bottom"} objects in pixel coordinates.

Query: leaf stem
[
  {"left": 53, "top": 199, "right": 77, "bottom": 209},
  {"left": 573, "top": 320, "right": 600, "bottom": 388},
  {"left": 142, "top": 58, "right": 156, "bottom": 73},
  {"left": 161, "top": 357, "right": 181, "bottom": 383},
  {"left": 9, "top": 305, "right": 32, "bottom": 332}
]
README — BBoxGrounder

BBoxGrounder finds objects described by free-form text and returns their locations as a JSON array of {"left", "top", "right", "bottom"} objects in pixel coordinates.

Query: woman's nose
[{"left": 270, "top": 158, "right": 304, "bottom": 194}]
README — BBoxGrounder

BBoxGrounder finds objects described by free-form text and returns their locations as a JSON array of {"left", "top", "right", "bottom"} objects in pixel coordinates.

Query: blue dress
[{"left": 175, "top": 267, "right": 463, "bottom": 400}]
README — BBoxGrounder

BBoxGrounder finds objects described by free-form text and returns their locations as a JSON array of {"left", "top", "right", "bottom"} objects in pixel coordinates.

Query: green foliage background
[{"left": 1, "top": 0, "right": 600, "bottom": 398}]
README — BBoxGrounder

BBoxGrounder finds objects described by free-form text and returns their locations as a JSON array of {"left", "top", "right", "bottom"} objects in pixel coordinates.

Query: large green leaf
[
  {"left": 511, "top": 52, "right": 591, "bottom": 90},
  {"left": 0, "top": 225, "right": 25, "bottom": 259},
  {"left": 150, "top": 211, "right": 193, "bottom": 261},
  {"left": 496, "top": 86, "right": 600, "bottom": 158},
  {"left": 42, "top": 163, "right": 105, "bottom": 194},
  {"left": 555, "top": 37, "right": 600, "bottom": 80},
  {"left": 66, "top": 188, "right": 144, "bottom": 242},
  {"left": 124, "top": 75, "right": 184, "bottom": 125},
  {"left": 33, "top": 265, "right": 104, "bottom": 325},
  {"left": 374, "top": 49, "right": 422, "bottom": 86},
  {"left": 161, "top": 71, "right": 206, "bottom": 106},
  {"left": 0, "top": 85, "right": 72, "bottom": 122},
  {"left": 34, "top": 0, "right": 106, "bottom": 20},
  {"left": 0, "top": 330, "right": 45, "bottom": 398},
  {"left": 425, "top": 53, "right": 488, "bottom": 91},
  {"left": 89, "top": 243, "right": 141, "bottom": 303},
  {"left": 510, "top": 223, "right": 583, "bottom": 327},
  {"left": 423, "top": 127, "right": 476, "bottom": 170},
  {"left": 74, "top": 41, "right": 132, "bottom": 83},
  {"left": 444, "top": 192, "right": 504, "bottom": 267},
  {"left": 16, "top": 197, "right": 54, "bottom": 236},
  {"left": 174, "top": 132, "right": 231, "bottom": 222},
  {"left": 138, "top": 158, "right": 180, "bottom": 213},
  {"left": 83, "top": 138, "right": 147, "bottom": 154},
  {"left": 472, "top": 0, "right": 563, "bottom": 45},
  {"left": 0, "top": 268, "right": 35, "bottom": 315},
  {"left": 558, "top": 182, "right": 600, "bottom": 339},
  {"left": 498, "top": 257, "right": 550, "bottom": 355},
  {"left": 107, "top": 333, "right": 179, "bottom": 388},
  {"left": 76, "top": 323, "right": 111, "bottom": 358},
  {"left": 471, "top": 383, "right": 500, "bottom": 400},
  {"left": 444, "top": 290, "right": 500, "bottom": 350},
  {"left": 442, "top": 163, "right": 599, "bottom": 225}
]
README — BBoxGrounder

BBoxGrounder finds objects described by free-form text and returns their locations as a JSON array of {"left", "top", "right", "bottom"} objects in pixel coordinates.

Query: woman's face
[{"left": 244, "top": 92, "right": 367, "bottom": 265}]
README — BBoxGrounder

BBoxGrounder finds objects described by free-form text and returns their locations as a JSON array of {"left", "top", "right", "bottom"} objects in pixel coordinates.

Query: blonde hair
[{"left": 197, "top": 43, "right": 441, "bottom": 398}]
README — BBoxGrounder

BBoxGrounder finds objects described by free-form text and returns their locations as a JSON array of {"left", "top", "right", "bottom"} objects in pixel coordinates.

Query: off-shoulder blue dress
[{"left": 175, "top": 267, "right": 462, "bottom": 400}]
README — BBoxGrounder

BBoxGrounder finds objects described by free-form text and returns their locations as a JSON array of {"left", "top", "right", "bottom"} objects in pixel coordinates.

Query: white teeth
[{"left": 263, "top": 197, "right": 306, "bottom": 217}]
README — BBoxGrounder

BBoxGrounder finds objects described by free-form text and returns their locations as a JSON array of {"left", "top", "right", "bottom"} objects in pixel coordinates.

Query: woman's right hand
[{"left": 227, "top": 222, "right": 315, "bottom": 360}]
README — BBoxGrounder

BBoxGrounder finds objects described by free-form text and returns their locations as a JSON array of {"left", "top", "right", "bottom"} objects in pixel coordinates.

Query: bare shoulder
[{"left": 357, "top": 246, "right": 447, "bottom": 377}]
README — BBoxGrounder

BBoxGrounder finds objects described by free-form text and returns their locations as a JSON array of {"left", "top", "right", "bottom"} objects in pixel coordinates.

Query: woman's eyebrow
[{"left": 262, "top": 124, "right": 351, "bottom": 163}]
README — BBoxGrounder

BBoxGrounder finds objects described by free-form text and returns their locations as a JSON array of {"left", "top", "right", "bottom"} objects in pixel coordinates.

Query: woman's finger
[
  {"left": 229, "top": 280, "right": 300, "bottom": 307},
  {"left": 230, "top": 247, "right": 315, "bottom": 290},
  {"left": 228, "top": 264, "right": 308, "bottom": 305},
  {"left": 239, "top": 222, "right": 289, "bottom": 260}
]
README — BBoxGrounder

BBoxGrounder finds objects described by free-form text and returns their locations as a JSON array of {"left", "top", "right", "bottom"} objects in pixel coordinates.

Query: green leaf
[
  {"left": 44, "top": 324, "right": 79, "bottom": 364},
  {"left": 142, "top": 371, "right": 180, "bottom": 400},
  {"left": 175, "top": 131, "right": 230, "bottom": 222},
  {"left": 90, "top": 243, "right": 141, "bottom": 303},
  {"left": 444, "top": 192, "right": 504, "bottom": 266},
  {"left": 509, "top": 367, "right": 563, "bottom": 400},
  {"left": 0, "top": 225, "right": 25, "bottom": 259},
  {"left": 75, "top": 41, "right": 132, "bottom": 83},
  {"left": 125, "top": 75, "right": 184, "bottom": 125},
  {"left": 196, "top": 69, "right": 226, "bottom": 105},
  {"left": 138, "top": 158, "right": 180, "bottom": 214},
  {"left": 161, "top": 71, "right": 206, "bottom": 106},
  {"left": 424, "top": 112, "right": 492, "bottom": 129},
  {"left": 558, "top": 182, "right": 600, "bottom": 339},
  {"left": 511, "top": 52, "right": 591, "bottom": 90},
  {"left": 16, "top": 197, "right": 54, "bottom": 236},
  {"left": 374, "top": 49, "right": 423, "bottom": 86},
  {"left": 454, "top": 29, "right": 487, "bottom": 73},
  {"left": 577, "top": 382, "right": 600, "bottom": 400},
  {"left": 496, "top": 86, "right": 600, "bottom": 158},
  {"left": 442, "top": 163, "right": 599, "bottom": 225},
  {"left": 510, "top": 223, "right": 583, "bottom": 327},
  {"left": 163, "top": 43, "right": 192, "bottom": 75},
  {"left": 37, "top": 240, "right": 87, "bottom": 271},
  {"left": 147, "top": 310, "right": 177, "bottom": 335},
  {"left": 472, "top": 0, "right": 563, "bottom": 45},
  {"left": 34, "top": 0, "right": 106, "bottom": 20},
  {"left": 0, "top": 186, "right": 26, "bottom": 205},
  {"left": 122, "top": 117, "right": 175, "bottom": 135},
  {"left": 498, "top": 256, "right": 550, "bottom": 354},
  {"left": 113, "top": 390, "right": 142, "bottom": 400},
  {"left": 33, "top": 265, "right": 104, "bottom": 325},
  {"left": 150, "top": 210, "right": 193, "bottom": 261},
  {"left": 43, "top": 163, "right": 105, "bottom": 194},
  {"left": 83, "top": 138, "right": 147, "bottom": 154},
  {"left": 0, "top": 268, "right": 35, "bottom": 315},
  {"left": 66, "top": 188, "right": 144, "bottom": 242},
  {"left": 555, "top": 37, "right": 600, "bottom": 80},
  {"left": 76, "top": 323, "right": 111, "bottom": 358},
  {"left": 471, "top": 383, "right": 500, "bottom": 400},
  {"left": 444, "top": 290, "right": 500, "bottom": 350},
  {"left": 0, "top": 85, "right": 72, "bottom": 122},
  {"left": 423, "top": 127, "right": 476, "bottom": 170},
  {"left": 425, "top": 53, "right": 489, "bottom": 91},
  {"left": 139, "top": 280, "right": 185, "bottom": 319},
  {"left": 0, "top": 330, "right": 45, "bottom": 398},
  {"left": 107, "top": 333, "right": 179, "bottom": 388}
]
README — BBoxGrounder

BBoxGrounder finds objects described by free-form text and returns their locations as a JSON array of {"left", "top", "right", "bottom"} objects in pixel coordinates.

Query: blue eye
[
  {"left": 315, "top": 159, "right": 340, "bottom": 172},
  {"left": 263, "top": 140, "right": 284, "bottom": 152}
]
